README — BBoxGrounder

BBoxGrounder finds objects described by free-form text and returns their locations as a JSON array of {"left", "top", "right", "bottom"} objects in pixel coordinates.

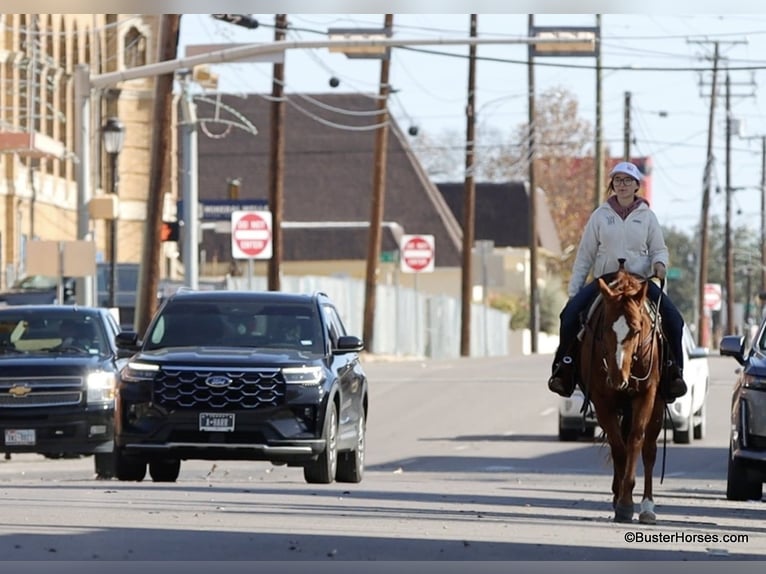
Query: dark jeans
[{"left": 552, "top": 278, "right": 685, "bottom": 372}]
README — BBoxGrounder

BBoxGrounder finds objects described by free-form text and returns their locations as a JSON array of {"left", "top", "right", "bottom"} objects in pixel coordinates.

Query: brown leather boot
[
  {"left": 548, "top": 357, "right": 576, "bottom": 397},
  {"left": 663, "top": 364, "right": 688, "bottom": 403}
]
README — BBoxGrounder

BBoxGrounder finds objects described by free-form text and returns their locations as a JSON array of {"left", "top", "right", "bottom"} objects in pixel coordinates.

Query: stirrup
[{"left": 548, "top": 356, "right": 575, "bottom": 397}]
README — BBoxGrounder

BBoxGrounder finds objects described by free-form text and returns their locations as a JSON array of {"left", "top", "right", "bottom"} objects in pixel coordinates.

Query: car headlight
[
  {"left": 87, "top": 371, "right": 116, "bottom": 403},
  {"left": 121, "top": 361, "right": 160, "bottom": 383},
  {"left": 742, "top": 373, "right": 766, "bottom": 390},
  {"left": 282, "top": 366, "right": 324, "bottom": 385}
]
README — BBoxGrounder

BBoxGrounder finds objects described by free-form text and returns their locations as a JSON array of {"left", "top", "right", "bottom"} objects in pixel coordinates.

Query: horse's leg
[
  {"left": 592, "top": 396, "right": 629, "bottom": 519},
  {"left": 639, "top": 394, "right": 665, "bottom": 525}
]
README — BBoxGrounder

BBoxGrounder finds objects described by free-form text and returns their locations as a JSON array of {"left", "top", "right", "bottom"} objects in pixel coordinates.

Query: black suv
[
  {"left": 0, "top": 305, "right": 126, "bottom": 477},
  {"left": 114, "top": 290, "right": 368, "bottom": 484}
]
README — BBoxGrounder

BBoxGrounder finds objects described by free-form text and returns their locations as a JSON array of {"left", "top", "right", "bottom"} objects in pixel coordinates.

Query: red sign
[
  {"left": 704, "top": 283, "right": 722, "bottom": 312},
  {"left": 231, "top": 210, "right": 272, "bottom": 259},
  {"left": 400, "top": 234, "right": 435, "bottom": 273}
]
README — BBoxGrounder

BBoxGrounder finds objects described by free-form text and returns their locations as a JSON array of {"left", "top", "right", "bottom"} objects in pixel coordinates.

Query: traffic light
[
  {"left": 62, "top": 278, "right": 76, "bottom": 304},
  {"left": 211, "top": 14, "right": 259, "bottom": 29},
  {"left": 160, "top": 221, "right": 180, "bottom": 242}
]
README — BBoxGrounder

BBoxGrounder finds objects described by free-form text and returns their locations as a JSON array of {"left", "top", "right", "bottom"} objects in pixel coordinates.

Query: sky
[{"left": 176, "top": 12, "right": 766, "bottom": 237}]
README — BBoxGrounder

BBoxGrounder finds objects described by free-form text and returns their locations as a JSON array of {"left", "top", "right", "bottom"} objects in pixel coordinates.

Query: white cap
[{"left": 609, "top": 161, "right": 643, "bottom": 182}]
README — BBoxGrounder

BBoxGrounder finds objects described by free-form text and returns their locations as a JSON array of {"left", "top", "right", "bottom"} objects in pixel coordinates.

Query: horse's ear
[{"left": 598, "top": 277, "right": 617, "bottom": 298}]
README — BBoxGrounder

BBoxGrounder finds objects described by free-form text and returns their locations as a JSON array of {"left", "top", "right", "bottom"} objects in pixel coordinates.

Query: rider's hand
[{"left": 653, "top": 262, "right": 667, "bottom": 280}]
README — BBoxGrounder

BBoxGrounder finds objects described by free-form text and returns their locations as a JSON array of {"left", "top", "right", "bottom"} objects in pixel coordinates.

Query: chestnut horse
[{"left": 579, "top": 261, "right": 665, "bottom": 524}]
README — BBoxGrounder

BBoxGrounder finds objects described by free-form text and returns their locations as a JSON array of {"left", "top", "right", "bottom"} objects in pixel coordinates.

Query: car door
[{"left": 321, "top": 304, "right": 362, "bottom": 443}]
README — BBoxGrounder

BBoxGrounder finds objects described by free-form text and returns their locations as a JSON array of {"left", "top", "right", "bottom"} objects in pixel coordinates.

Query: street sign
[
  {"left": 380, "top": 250, "right": 398, "bottom": 263},
  {"left": 667, "top": 267, "right": 682, "bottom": 280},
  {"left": 177, "top": 199, "right": 268, "bottom": 222},
  {"left": 231, "top": 210, "right": 272, "bottom": 260},
  {"left": 704, "top": 283, "right": 722, "bottom": 311},
  {"left": 400, "top": 234, "right": 435, "bottom": 273}
]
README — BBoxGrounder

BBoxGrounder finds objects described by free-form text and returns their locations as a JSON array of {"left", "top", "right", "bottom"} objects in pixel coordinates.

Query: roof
[
  {"left": 436, "top": 181, "right": 562, "bottom": 256},
  {"left": 168, "top": 290, "right": 322, "bottom": 305},
  {"left": 191, "top": 93, "right": 462, "bottom": 267}
]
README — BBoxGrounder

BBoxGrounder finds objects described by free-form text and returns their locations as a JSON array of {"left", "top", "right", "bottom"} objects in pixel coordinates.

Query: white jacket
[{"left": 567, "top": 200, "right": 669, "bottom": 298}]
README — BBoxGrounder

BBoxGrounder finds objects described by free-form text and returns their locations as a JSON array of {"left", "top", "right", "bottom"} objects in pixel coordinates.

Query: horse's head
[{"left": 596, "top": 267, "right": 649, "bottom": 391}]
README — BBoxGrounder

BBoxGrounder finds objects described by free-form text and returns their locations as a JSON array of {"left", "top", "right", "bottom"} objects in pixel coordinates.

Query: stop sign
[
  {"left": 704, "top": 283, "right": 722, "bottom": 311},
  {"left": 400, "top": 234, "right": 435, "bottom": 273},
  {"left": 231, "top": 210, "right": 272, "bottom": 260}
]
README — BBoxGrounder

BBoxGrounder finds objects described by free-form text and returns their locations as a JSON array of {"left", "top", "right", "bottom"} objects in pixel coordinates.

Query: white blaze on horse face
[{"left": 612, "top": 315, "right": 631, "bottom": 372}]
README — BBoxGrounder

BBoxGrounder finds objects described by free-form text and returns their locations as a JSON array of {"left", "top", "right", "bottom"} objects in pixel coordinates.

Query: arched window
[{"left": 124, "top": 26, "right": 147, "bottom": 68}]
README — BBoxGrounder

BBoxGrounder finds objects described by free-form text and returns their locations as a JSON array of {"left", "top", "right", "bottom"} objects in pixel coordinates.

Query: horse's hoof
[
  {"left": 639, "top": 510, "right": 656, "bottom": 525},
  {"left": 614, "top": 502, "right": 634, "bottom": 523}
]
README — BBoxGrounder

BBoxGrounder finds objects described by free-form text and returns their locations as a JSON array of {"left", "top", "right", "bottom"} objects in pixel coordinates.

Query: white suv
[{"left": 557, "top": 324, "right": 710, "bottom": 443}]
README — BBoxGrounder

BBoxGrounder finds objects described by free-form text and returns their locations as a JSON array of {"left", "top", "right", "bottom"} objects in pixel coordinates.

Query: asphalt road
[{"left": 0, "top": 352, "right": 764, "bottom": 562}]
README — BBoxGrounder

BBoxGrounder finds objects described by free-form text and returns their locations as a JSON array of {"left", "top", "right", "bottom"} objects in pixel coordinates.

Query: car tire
[
  {"left": 114, "top": 448, "right": 147, "bottom": 482},
  {"left": 94, "top": 452, "right": 115, "bottom": 480},
  {"left": 693, "top": 400, "right": 706, "bottom": 440},
  {"left": 336, "top": 414, "right": 365, "bottom": 483},
  {"left": 303, "top": 402, "right": 338, "bottom": 484},
  {"left": 673, "top": 402, "right": 693, "bottom": 444},
  {"left": 558, "top": 417, "right": 581, "bottom": 442},
  {"left": 149, "top": 459, "right": 181, "bottom": 482},
  {"left": 726, "top": 445, "right": 763, "bottom": 501}
]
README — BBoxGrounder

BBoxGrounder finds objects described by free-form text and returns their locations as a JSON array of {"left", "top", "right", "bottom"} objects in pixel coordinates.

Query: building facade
[{"left": 0, "top": 14, "right": 163, "bottom": 290}]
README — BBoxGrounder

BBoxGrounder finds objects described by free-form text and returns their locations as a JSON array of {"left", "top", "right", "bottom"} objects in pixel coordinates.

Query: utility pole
[
  {"left": 594, "top": 14, "right": 603, "bottom": 210},
  {"left": 267, "top": 14, "right": 287, "bottom": 292},
  {"left": 724, "top": 71, "right": 735, "bottom": 335},
  {"left": 623, "top": 91, "right": 631, "bottom": 162},
  {"left": 362, "top": 13, "right": 393, "bottom": 353},
  {"left": 135, "top": 14, "right": 181, "bottom": 335},
  {"left": 696, "top": 42, "right": 719, "bottom": 347},
  {"left": 527, "top": 14, "right": 539, "bottom": 353},
  {"left": 760, "top": 136, "right": 766, "bottom": 305},
  {"left": 460, "top": 14, "right": 478, "bottom": 357}
]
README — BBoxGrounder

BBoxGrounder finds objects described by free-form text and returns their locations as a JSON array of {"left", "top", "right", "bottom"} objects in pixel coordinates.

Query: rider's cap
[{"left": 609, "top": 161, "right": 643, "bottom": 183}]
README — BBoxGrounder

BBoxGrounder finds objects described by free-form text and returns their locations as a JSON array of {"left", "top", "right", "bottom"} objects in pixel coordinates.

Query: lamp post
[{"left": 101, "top": 117, "right": 125, "bottom": 309}]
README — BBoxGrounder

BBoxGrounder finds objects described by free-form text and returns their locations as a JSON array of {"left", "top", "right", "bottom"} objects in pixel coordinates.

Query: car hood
[
  {"left": 134, "top": 346, "right": 324, "bottom": 367},
  {"left": 0, "top": 353, "right": 112, "bottom": 374}
]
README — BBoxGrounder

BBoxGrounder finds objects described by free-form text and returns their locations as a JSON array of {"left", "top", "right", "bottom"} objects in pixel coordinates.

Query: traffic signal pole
[{"left": 74, "top": 32, "right": 588, "bottom": 322}]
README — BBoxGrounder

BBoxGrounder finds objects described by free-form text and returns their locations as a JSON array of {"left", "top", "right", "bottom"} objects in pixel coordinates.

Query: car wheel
[
  {"left": 673, "top": 406, "right": 693, "bottom": 445},
  {"left": 558, "top": 417, "right": 580, "bottom": 442},
  {"left": 94, "top": 452, "right": 115, "bottom": 480},
  {"left": 336, "top": 413, "right": 365, "bottom": 483},
  {"left": 149, "top": 459, "right": 181, "bottom": 482},
  {"left": 303, "top": 402, "right": 338, "bottom": 484},
  {"left": 726, "top": 445, "right": 763, "bottom": 501},
  {"left": 114, "top": 448, "right": 147, "bottom": 482},
  {"left": 693, "top": 400, "right": 706, "bottom": 440}
]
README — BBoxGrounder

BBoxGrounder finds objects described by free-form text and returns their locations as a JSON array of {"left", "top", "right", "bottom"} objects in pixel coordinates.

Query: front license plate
[
  {"left": 5, "top": 429, "right": 36, "bottom": 446},
  {"left": 199, "top": 413, "right": 235, "bottom": 432}
]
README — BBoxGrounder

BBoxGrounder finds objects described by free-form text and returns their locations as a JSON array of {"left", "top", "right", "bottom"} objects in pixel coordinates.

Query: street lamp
[{"left": 101, "top": 117, "right": 125, "bottom": 309}]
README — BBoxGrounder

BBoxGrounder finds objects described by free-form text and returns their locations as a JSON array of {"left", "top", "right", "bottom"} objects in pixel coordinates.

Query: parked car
[
  {"left": 0, "top": 275, "right": 76, "bottom": 306},
  {"left": 0, "top": 305, "right": 128, "bottom": 477},
  {"left": 113, "top": 289, "right": 368, "bottom": 484},
  {"left": 720, "top": 325, "right": 766, "bottom": 501},
  {"left": 558, "top": 324, "right": 710, "bottom": 443}
]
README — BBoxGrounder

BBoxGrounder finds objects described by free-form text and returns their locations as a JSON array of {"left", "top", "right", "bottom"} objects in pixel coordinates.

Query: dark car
[
  {"left": 113, "top": 290, "right": 368, "bottom": 484},
  {"left": 720, "top": 327, "right": 766, "bottom": 501},
  {"left": 0, "top": 305, "right": 127, "bottom": 478}
]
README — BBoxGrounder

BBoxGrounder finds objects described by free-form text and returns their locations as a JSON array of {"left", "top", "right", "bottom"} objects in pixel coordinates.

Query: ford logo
[{"left": 205, "top": 375, "right": 232, "bottom": 388}]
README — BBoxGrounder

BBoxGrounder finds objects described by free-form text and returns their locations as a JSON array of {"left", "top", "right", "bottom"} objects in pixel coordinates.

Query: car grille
[
  {"left": 0, "top": 377, "right": 83, "bottom": 408},
  {"left": 154, "top": 366, "right": 286, "bottom": 410}
]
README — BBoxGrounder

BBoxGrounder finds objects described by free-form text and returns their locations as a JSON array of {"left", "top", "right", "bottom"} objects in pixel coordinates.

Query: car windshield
[
  {"left": 144, "top": 300, "right": 324, "bottom": 354},
  {"left": 0, "top": 311, "right": 106, "bottom": 355}
]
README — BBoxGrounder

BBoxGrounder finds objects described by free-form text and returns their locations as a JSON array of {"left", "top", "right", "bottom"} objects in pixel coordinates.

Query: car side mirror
[
  {"left": 335, "top": 335, "right": 364, "bottom": 354},
  {"left": 115, "top": 331, "right": 140, "bottom": 351},
  {"left": 720, "top": 335, "right": 746, "bottom": 366}
]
